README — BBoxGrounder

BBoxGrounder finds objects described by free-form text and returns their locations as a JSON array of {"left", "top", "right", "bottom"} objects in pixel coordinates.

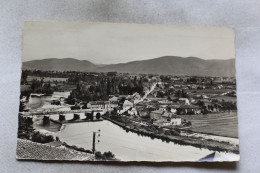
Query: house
[
  {"left": 87, "top": 101, "right": 105, "bottom": 110},
  {"left": 168, "top": 95, "right": 179, "bottom": 102},
  {"left": 177, "top": 104, "right": 201, "bottom": 115},
  {"left": 148, "top": 97, "right": 168, "bottom": 103},
  {"left": 153, "top": 118, "right": 171, "bottom": 126},
  {"left": 161, "top": 112, "right": 173, "bottom": 118},
  {"left": 153, "top": 116, "right": 182, "bottom": 127},
  {"left": 104, "top": 101, "right": 118, "bottom": 111},
  {"left": 150, "top": 108, "right": 165, "bottom": 120},
  {"left": 168, "top": 105, "right": 179, "bottom": 114},
  {"left": 179, "top": 98, "right": 190, "bottom": 105},
  {"left": 158, "top": 102, "right": 173, "bottom": 108},
  {"left": 123, "top": 100, "right": 134, "bottom": 109},
  {"left": 170, "top": 117, "right": 182, "bottom": 126},
  {"left": 138, "top": 109, "right": 149, "bottom": 117},
  {"left": 189, "top": 98, "right": 196, "bottom": 104},
  {"left": 132, "top": 92, "right": 141, "bottom": 100},
  {"left": 127, "top": 107, "right": 138, "bottom": 116}
]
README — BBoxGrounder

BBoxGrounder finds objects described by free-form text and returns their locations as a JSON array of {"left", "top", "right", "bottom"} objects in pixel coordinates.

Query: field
[
  {"left": 187, "top": 89, "right": 232, "bottom": 94},
  {"left": 212, "top": 96, "right": 237, "bottom": 102},
  {"left": 181, "top": 112, "right": 238, "bottom": 138},
  {"left": 27, "top": 76, "right": 68, "bottom": 82}
]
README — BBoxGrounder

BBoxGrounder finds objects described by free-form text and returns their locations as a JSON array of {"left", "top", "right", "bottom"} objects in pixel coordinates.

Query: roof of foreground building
[{"left": 16, "top": 139, "right": 94, "bottom": 161}]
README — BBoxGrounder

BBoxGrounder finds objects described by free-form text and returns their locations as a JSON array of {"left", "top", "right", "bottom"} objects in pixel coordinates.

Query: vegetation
[
  {"left": 66, "top": 76, "right": 145, "bottom": 105},
  {"left": 31, "top": 131, "right": 54, "bottom": 144},
  {"left": 18, "top": 116, "right": 34, "bottom": 139},
  {"left": 95, "top": 151, "right": 116, "bottom": 160}
]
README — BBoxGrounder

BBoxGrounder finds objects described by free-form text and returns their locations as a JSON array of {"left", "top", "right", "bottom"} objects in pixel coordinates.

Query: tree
[
  {"left": 198, "top": 100, "right": 205, "bottom": 107},
  {"left": 86, "top": 112, "right": 93, "bottom": 120},
  {"left": 19, "top": 101, "right": 25, "bottom": 112},
  {"left": 175, "top": 90, "right": 182, "bottom": 98}
]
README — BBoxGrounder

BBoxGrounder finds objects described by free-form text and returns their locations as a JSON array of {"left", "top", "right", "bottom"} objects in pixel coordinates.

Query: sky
[{"left": 22, "top": 21, "right": 235, "bottom": 64}]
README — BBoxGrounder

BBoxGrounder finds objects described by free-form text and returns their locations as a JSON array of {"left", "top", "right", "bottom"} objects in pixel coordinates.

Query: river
[
  {"left": 25, "top": 92, "right": 71, "bottom": 111},
  {"left": 54, "top": 120, "right": 239, "bottom": 161}
]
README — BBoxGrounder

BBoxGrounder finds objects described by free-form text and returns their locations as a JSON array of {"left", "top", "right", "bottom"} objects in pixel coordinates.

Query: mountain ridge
[{"left": 22, "top": 56, "right": 235, "bottom": 77}]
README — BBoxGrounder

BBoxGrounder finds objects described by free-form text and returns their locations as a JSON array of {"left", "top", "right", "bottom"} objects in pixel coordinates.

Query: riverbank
[{"left": 102, "top": 116, "right": 239, "bottom": 154}]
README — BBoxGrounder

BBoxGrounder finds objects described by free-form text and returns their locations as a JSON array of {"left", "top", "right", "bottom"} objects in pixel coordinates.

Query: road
[
  {"left": 118, "top": 82, "right": 157, "bottom": 114},
  {"left": 134, "top": 82, "right": 157, "bottom": 105}
]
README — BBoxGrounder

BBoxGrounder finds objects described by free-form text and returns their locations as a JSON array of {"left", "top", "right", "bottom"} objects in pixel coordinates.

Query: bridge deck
[{"left": 20, "top": 109, "right": 104, "bottom": 116}]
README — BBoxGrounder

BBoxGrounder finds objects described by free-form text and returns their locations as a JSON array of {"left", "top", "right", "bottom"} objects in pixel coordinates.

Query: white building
[{"left": 179, "top": 98, "right": 190, "bottom": 105}]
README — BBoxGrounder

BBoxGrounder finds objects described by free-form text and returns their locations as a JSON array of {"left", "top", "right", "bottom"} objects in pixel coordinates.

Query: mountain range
[{"left": 22, "top": 56, "right": 235, "bottom": 77}]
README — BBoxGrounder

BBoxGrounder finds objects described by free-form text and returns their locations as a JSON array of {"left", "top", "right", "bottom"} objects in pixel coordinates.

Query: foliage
[
  {"left": 95, "top": 151, "right": 116, "bottom": 160},
  {"left": 18, "top": 116, "right": 33, "bottom": 139},
  {"left": 31, "top": 131, "right": 54, "bottom": 144},
  {"left": 175, "top": 89, "right": 189, "bottom": 98}
]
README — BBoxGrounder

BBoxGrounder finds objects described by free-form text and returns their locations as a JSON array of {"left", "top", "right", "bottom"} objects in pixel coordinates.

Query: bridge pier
[
  {"left": 43, "top": 116, "right": 50, "bottom": 125},
  {"left": 73, "top": 114, "right": 80, "bottom": 120},
  {"left": 59, "top": 114, "right": 65, "bottom": 121}
]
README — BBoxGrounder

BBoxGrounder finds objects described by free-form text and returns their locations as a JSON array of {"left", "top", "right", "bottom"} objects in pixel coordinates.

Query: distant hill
[
  {"left": 96, "top": 56, "right": 235, "bottom": 77},
  {"left": 23, "top": 56, "right": 235, "bottom": 77},
  {"left": 22, "top": 58, "right": 98, "bottom": 71}
]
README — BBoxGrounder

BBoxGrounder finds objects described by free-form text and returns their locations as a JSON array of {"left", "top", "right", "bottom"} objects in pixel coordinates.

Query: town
[{"left": 18, "top": 69, "right": 238, "bottom": 161}]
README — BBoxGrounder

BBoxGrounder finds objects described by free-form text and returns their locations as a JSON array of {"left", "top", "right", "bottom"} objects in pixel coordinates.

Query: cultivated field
[
  {"left": 186, "top": 89, "right": 232, "bottom": 94},
  {"left": 181, "top": 112, "right": 238, "bottom": 138},
  {"left": 212, "top": 96, "right": 237, "bottom": 102},
  {"left": 27, "top": 76, "right": 68, "bottom": 82}
]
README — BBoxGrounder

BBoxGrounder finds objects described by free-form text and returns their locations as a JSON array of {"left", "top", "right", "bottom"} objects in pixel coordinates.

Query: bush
[
  {"left": 31, "top": 131, "right": 54, "bottom": 143},
  {"left": 95, "top": 151, "right": 116, "bottom": 160}
]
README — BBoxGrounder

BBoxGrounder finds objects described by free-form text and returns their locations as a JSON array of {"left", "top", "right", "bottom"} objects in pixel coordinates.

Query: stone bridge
[{"left": 20, "top": 109, "right": 104, "bottom": 117}]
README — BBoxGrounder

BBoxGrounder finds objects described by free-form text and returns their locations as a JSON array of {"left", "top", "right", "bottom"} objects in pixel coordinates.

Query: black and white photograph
[{"left": 17, "top": 21, "right": 239, "bottom": 162}]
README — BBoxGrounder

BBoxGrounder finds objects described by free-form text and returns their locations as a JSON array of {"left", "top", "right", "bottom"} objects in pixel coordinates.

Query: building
[
  {"left": 127, "top": 107, "right": 138, "bottom": 116},
  {"left": 123, "top": 100, "right": 134, "bottom": 109},
  {"left": 177, "top": 104, "right": 201, "bottom": 115},
  {"left": 168, "top": 105, "right": 179, "bottom": 114},
  {"left": 87, "top": 101, "right": 106, "bottom": 110},
  {"left": 132, "top": 92, "right": 141, "bottom": 100},
  {"left": 153, "top": 116, "right": 182, "bottom": 127},
  {"left": 170, "top": 117, "right": 182, "bottom": 126},
  {"left": 105, "top": 101, "right": 119, "bottom": 111},
  {"left": 150, "top": 108, "right": 165, "bottom": 120},
  {"left": 87, "top": 101, "right": 118, "bottom": 111},
  {"left": 179, "top": 98, "right": 190, "bottom": 105}
]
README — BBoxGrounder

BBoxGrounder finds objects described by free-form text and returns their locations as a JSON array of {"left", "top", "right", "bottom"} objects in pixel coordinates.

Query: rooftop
[{"left": 16, "top": 139, "right": 94, "bottom": 161}]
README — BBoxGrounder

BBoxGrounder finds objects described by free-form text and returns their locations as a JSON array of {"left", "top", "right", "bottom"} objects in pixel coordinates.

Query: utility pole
[
  {"left": 92, "top": 129, "right": 100, "bottom": 155},
  {"left": 92, "top": 132, "right": 96, "bottom": 154}
]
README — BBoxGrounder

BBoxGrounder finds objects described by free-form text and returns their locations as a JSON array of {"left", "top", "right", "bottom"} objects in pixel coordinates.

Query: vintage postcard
[{"left": 17, "top": 21, "right": 239, "bottom": 162}]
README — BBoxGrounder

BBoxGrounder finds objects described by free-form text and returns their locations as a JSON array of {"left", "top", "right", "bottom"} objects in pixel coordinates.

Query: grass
[
  {"left": 181, "top": 112, "right": 238, "bottom": 138},
  {"left": 187, "top": 89, "right": 232, "bottom": 94},
  {"left": 212, "top": 96, "right": 237, "bottom": 102}
]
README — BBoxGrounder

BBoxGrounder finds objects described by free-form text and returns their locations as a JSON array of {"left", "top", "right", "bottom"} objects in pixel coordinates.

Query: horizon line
[{"left": 22, "top": 56, "right": 235, "bottom": 64}]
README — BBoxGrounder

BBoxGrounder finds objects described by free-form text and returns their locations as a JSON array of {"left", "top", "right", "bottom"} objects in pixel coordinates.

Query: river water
[
  {"left": 54, "top": 120, "right": 239, "bottom": 161},
  {"left": 25, "top": 92, "right": 71, "bottom": 111}
]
